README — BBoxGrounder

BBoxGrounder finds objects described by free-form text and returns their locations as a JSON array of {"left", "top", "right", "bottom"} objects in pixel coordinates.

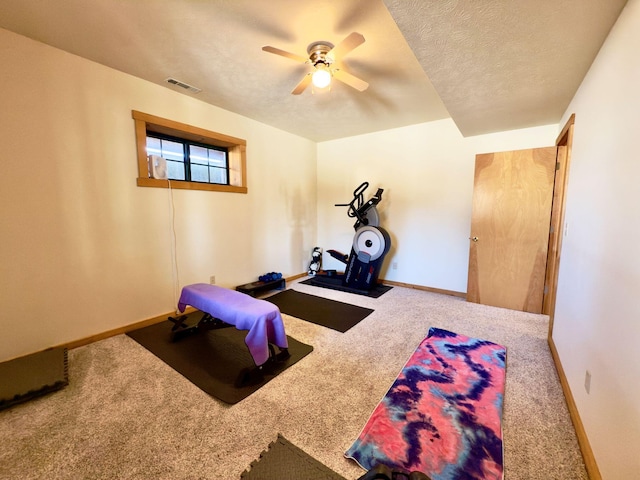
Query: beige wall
[
  {"left": 317, "top": 119, "right": 558, "bottom": 293},
  {"left": 0, "top": 29, "right": 317, "bottom": 362},
  {"left": 553, "top": 0, "right": 640, "bottom": 477}
]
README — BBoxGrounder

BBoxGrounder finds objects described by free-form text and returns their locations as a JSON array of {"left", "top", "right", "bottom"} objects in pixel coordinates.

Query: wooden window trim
[{"left": 132, "top": 110, "right": 247, "bottom": 193}]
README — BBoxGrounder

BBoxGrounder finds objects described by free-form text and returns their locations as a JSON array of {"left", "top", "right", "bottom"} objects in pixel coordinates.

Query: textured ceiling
[
  {"left": 0, "top": 0, "right": 628, "bottom": 141},
  {"left": 383, "top": 0, "right": 628, "bottom": 136}
]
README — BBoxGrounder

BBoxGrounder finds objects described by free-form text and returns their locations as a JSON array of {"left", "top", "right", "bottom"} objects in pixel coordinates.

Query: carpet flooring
[{"left": 0, "top": 279, "right": 588, "bottom": 480}]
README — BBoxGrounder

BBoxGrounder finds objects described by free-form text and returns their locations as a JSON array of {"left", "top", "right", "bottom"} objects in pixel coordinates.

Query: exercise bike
[{"left": 321, "top": 182, "right": 391, "bottom": 292}]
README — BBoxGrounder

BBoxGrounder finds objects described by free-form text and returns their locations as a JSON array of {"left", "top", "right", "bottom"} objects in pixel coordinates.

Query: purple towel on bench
[{"left": 177, "top": 283, "right": 289, "bottom": 366}]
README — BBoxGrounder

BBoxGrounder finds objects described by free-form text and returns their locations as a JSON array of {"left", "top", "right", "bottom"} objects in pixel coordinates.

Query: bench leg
[
  {"left": 273, "top": 347, "right": 290, "bottom": 362},
  {"left": 168, "top": 312, "right": 231, "bottom": 342},
  {"left": 234, "top": 344, "right": 291, "bottom": 387},
  {"left": 167, "top": 311, "right": 290, "bottom": 388}
]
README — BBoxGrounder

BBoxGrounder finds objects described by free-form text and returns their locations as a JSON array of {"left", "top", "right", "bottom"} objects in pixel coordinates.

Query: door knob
[{"left": 469, "top": 236, "right": 479, "bottom": 242}]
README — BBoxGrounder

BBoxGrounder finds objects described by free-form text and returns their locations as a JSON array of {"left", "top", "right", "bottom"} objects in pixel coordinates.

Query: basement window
[
  {"left": 132, "top": 110, "right": 247, "bottom": 193},
  {"left": 146, "top": 133, "right": 229, "bottom": 184}
]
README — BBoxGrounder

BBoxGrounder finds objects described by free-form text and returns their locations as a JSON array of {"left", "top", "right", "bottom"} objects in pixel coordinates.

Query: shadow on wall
[{"left": 283, "top": 185, "right": 312, "bottom": 275}]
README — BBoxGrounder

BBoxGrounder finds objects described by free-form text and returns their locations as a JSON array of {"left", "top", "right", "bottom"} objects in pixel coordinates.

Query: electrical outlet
[
  {"left": 584, "top": 370, "right": 591, "bottom": 394},
  {"left": 209, "top": 275, "right": 216, "bottom": 285},
  {"left": 392, "top": 262, "right": 398, "bottom": 270}
]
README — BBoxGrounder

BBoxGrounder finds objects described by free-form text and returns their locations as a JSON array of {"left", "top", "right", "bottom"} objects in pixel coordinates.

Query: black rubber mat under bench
[
  {"left": 127, "top": 312, "right": 313, "bottom": 404},
  {"left": 266, "top": 289, "right": 373, "bottom": 333},
  {"left": 241, "top": 433, "right": 347, "bottom": 480}
]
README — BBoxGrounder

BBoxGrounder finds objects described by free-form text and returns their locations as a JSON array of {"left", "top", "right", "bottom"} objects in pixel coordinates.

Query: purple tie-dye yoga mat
[{"left": 345, "top": 327, "right": 506, "bottom": 480}]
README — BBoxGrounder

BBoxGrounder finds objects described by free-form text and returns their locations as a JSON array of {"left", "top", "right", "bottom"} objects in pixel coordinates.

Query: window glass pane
[
  {"left": 146, "top": 137, "right": 161, "bottom": 157},
  {"left": 208, "top": 149, "right": 226, "bottom": 167},
  {"left": 191, "top": 164, "right": 209, "bottom": 182},
  {"left": 189, "top": 145, "right": 209, "bottom": 166},
  {"left": 167, "top": 160, "right": 185, "bottom": 180},
  {"left": 161, "top": 139, "right": 184, "bottom": 162},
  {"left": 210, "top": 167, "right": 227, "bottom": 184}
]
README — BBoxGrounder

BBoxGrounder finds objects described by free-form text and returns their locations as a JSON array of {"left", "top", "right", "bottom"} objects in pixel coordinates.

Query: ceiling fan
[{"left": 262, "top": 32, "right": 369, "bottom": 95}]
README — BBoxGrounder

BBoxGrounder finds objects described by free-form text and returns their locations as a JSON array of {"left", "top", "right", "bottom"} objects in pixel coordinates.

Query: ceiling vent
[{"left": 165, "top": 77, "right": 202, "bottom": 93}]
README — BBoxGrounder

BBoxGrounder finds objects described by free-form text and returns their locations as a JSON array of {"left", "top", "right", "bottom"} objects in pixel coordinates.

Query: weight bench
[{"left": 169, "top": 283, "right": 290, "bottom": 386}]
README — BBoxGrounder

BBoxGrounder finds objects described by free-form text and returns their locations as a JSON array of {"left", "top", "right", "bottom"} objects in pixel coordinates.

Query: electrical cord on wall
[{"left": 167, "top": 179, "right": 181, "bottom": 313}]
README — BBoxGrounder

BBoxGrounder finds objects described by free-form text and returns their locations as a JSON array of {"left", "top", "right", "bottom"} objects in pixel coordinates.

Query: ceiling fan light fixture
[
  {"left": 263, "top": 33, "right": 367, "bottom": 95},
  {"left": 312, "top": 64, "right": 332, "bottom": 89}
]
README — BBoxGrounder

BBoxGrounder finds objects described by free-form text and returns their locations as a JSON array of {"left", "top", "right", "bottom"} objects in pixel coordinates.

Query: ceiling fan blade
[
  {"left": 333, "top": 69, "right": 369, "bottom": 92},
  {"left": 262, "top": 45, "right": 308, "bottom": 64},
  {"left": 327, "top": 32, "right": 365, "bottom": 62},
  {"left": 291, "top": 73, "right": 313, "bottom": 95}
]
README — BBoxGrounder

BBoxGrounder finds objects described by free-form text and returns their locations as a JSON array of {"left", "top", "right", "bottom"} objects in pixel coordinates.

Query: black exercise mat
[
  {"left": 126, "top": 312, "right": 313, "bottom": 404},
  {"left": 241, "top": 433, "right": 347, "bottom": 480},
  {"left": 301, "top": 276, "right": 393, "bottom": 298},
  {"left": 0, "top": 347, "right": 68, "bottom": 411},
  {"left": 266, "top": 290, "right": 373, "bottom": 332}
]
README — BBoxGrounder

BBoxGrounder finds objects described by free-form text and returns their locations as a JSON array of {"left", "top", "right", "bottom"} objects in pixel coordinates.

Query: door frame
[
  {"left": 544, "top": 115, "right": 602, "bottom": 480},
  {"left": 543, "top": 114, "right": 575, "bottom": 331}
]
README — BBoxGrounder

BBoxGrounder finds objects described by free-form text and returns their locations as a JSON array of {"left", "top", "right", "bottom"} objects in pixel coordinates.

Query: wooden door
[{"left": 467, "top": 147, "right": 557, "bottom": 313}]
